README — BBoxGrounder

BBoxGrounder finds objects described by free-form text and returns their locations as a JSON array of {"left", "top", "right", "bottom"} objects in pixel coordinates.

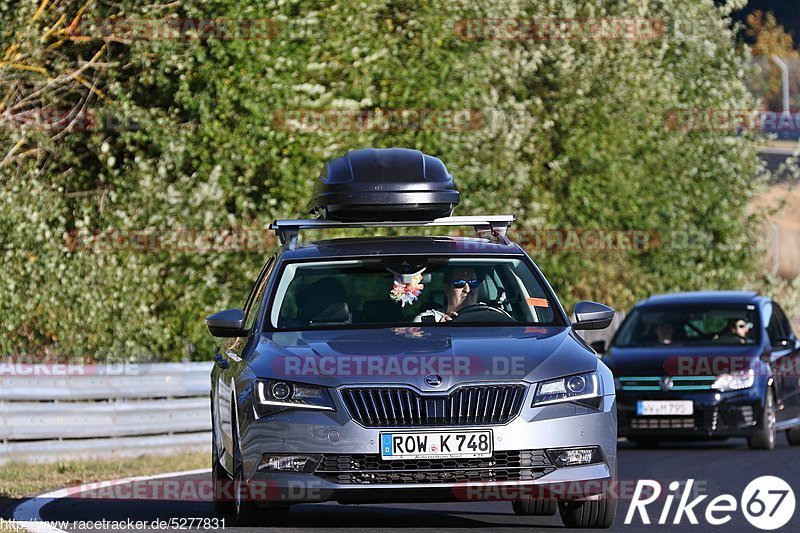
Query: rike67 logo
[{"left": 626, "top": 476, "right": 795, "bottom": 530}]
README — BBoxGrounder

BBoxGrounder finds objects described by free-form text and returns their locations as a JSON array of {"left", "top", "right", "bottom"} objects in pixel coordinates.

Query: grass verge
[{"left": 0, "top": 451, "right": 209, "bottom": 518}]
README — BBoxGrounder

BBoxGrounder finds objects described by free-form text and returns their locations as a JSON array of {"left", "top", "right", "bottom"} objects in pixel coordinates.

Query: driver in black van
[{"left": 414, "top": 267, "right": 479, "bottom": 323}]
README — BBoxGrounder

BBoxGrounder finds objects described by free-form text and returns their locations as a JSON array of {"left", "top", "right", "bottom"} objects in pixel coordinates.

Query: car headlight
[
  {"left": 711, "top": 369, "right": 754, "bottom": 392},
  {"left": 532, "top": 371, "right": 602, "bottom": 408},
  {"left": 253, "top": 379, "right": 336, "bottom": 416}
]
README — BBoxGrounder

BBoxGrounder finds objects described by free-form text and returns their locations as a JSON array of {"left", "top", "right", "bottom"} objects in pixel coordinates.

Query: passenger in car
[{"left": 654, "top": 322, "right": 674, "bottom": 344}]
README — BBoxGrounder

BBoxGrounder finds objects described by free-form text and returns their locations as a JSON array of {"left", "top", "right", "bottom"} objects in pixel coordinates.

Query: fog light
[
  {"left": 547, "top": 447, "right": 601, "bottom": 468},
  {"left": 258, "top": 454, "right": 320, "bottom": 472}
]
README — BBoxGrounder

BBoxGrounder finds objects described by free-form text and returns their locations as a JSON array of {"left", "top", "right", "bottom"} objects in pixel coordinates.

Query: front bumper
[
  {"left": 244, "top": 462, "right": 612, "bottom": 505},
  {"left": 617, "top": 387, "right": 763, "bottom": 438},
  {"left": 236, "top": 392, "right": 617, "bottom": 504}
]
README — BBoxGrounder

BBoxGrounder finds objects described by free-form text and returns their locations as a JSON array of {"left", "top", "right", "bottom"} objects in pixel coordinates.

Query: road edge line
[{"left": 10, "top": 467, "right": 211, "bottom": 533}]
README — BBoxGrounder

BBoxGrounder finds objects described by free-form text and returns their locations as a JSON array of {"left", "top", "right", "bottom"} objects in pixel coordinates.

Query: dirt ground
[{"left": 753, "top": 184, "right": 800, "bottom": 279}]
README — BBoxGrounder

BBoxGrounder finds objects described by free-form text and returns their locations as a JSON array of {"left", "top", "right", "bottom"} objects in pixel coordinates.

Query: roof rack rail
[{"left": 269, "top": 215, "right": 515, "bottom": 249}]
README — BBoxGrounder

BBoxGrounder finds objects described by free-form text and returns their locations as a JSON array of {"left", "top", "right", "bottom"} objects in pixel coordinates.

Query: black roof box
[{"left": 309, "top": 148, "right": 461, "bottom": 222}]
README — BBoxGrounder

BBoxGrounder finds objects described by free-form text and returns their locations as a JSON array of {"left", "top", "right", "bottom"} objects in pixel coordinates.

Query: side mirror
[
  {"left": 589, "top": 340, "right": 607, "bottom": 354},
  {"left": 207, "top": 308, "right": 247, "bottom": 338},
  {"left": 572, "top": 301, "right": 615, "bottom": 331}
]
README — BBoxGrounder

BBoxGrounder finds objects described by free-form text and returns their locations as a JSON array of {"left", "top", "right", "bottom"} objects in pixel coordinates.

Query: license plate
[
  {"left": 636, "top": 400, "right": 694, "bottom": 416},
  {"left": 380, "top": 430, "right": 493, "bottom": 460}
]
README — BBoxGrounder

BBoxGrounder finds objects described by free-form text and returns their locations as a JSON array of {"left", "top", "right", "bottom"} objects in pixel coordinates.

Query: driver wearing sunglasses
[
  {"left": 730, "top": 318, "right": 752, "bottom": 343},
  {"left": 414, "top": 267, "right": 479, "bottom": 323}
]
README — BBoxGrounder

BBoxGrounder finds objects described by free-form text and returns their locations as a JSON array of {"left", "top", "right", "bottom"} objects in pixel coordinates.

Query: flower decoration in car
[
  {"left": 392, "top": 327, "right": 426, "bottom": 337},
  {"left": 390, "top": 273, "right": 424, "bottom": 307}
]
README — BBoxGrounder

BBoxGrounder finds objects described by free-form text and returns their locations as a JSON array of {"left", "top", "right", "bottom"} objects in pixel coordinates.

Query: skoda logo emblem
[
  {"left": 660, "top": 376, "right": 673, "bottom": 391},
  {"left": 425, "top": 373, "right": 443, "bottom": 387}
]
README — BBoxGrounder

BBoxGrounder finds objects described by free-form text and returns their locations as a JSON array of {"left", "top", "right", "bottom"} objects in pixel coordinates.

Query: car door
[
  {"left": 216, "top": 255, "right": 277, "bottom": 456},
  {"left": 772, "top": 302, "right": 800, "bottom": 423},
  {"left": 764, "top": 301, "right": 798, "bottom": 423}
]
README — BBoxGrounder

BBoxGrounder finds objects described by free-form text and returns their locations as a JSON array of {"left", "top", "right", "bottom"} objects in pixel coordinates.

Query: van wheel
[
  {"left": 748, "top": 388, "right": 776, "bottom": 450},
  {"left": 787, "top": 427, "right": 800, "bottom": 445},
  {"left": 512, "top": 498, "right": 557, "bottom": 516},
  {"left": 559, "top": 492, "right": 617, "bottom": 528}
]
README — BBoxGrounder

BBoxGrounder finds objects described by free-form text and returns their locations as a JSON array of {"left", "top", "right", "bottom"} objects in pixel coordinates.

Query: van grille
[{"left": 340, "top": 384, "right": 526, "bottom": 427}]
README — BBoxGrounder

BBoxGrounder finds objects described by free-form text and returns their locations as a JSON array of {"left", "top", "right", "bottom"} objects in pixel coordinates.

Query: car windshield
[
  {"left": 269, "top": 256, "right": 561, "bottom": 329},
  {"left": 613, "top": 305, "right": 760, "bottom": 347}
]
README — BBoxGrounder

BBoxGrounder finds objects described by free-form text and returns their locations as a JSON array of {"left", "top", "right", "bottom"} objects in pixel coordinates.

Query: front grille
[
  {"left": 340, "top": 384, "right": 526, "bottom": 427},
  {"left": 618, "top": 376, "right": 716, "bottom": 391},
  {"left": 631, "top": 417, "right": 695, "bottom": 430},
  {"left": 315, "top": 450, "right": 555, "bottom": 485}
]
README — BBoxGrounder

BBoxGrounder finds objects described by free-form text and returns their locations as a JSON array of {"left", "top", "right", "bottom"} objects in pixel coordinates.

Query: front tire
[
  {"left": 231, "top": 397, "right": 289, "bottom": 526},
  {"left": 559, "top": 466, "right": 617, "bottom": 529},
  {"left": 628, "top": 437, "right": 659, "bottom": 448},
  {"left": 559, "top": 493, "right": 617, "bottom": 528},
  {"left": 512, "top": 498, "right": 557, "bottom": 516},
  {"left": 787, "top": 426, "right": 800, "bottom": 445},
  {"left": 748, "top": 388, "right": 776, "bottom": 450},
  {"left": 212, "top": 444, "right": 235, "bottom": 515},
  {"left": 211, "top": 395, "right": 235, "bottom": 516}
]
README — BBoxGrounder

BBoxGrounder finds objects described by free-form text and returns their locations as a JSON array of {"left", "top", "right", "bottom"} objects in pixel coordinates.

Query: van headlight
[
  {"left": 711, "top": 369, "right": 754, "bottom": 392},
  {"left": 532, "top": 371, "right": 602, "bottom": 408},
  {"left": 254, "top": 379, "right": 336, "bottom": 416}
]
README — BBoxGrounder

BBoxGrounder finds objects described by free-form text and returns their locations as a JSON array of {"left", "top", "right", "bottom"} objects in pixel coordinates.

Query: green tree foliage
[{"left": 0, "top": 0, "right": 767, "bottom": 360}]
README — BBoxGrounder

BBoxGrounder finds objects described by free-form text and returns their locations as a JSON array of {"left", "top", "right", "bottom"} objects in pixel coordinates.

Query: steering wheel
[{"left": 449, "top": 303, "right": 515, "bottom": 323}]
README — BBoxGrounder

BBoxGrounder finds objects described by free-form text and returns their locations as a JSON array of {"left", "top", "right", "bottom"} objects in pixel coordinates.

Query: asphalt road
[{"left": 8, "top": 435, "right": 797, "bottom": 532}]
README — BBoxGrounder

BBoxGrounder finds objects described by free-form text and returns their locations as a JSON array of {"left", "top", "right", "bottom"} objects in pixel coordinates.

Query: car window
[
  {"left": 244, "top": 257, "right": 276, "bottom": 330},
  {"left": 614, "top": 304, "right": 760, "bottom": 347},
  {"left": 767, "top": 302, "right": 792, "bottom": 344},
  {"left": 269, "top": 256, "right": 561, "bottom": 330},
  {"left": 767, "top": 305, "right": 783, "bottom": 344},
  {"left": 774, "top": 303, "right": 794, "bottom": 339}
]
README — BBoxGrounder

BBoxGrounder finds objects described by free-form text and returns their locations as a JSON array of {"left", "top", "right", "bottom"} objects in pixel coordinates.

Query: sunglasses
[
  {"left": 735, "top": 323, "right": 748, "bottom": 329},
  {"left": 451, "top": 279, "right": 479, "bottom": 289}
]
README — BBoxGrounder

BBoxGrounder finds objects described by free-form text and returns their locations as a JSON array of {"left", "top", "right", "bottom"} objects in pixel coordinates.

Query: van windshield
[{"left": 269, "top": 256, "right": 562, "bottom": 329}]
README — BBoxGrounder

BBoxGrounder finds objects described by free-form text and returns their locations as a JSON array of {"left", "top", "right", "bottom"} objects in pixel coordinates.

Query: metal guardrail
[{"left": 0, "top": 362, "right": 212, "bottom": 464}]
